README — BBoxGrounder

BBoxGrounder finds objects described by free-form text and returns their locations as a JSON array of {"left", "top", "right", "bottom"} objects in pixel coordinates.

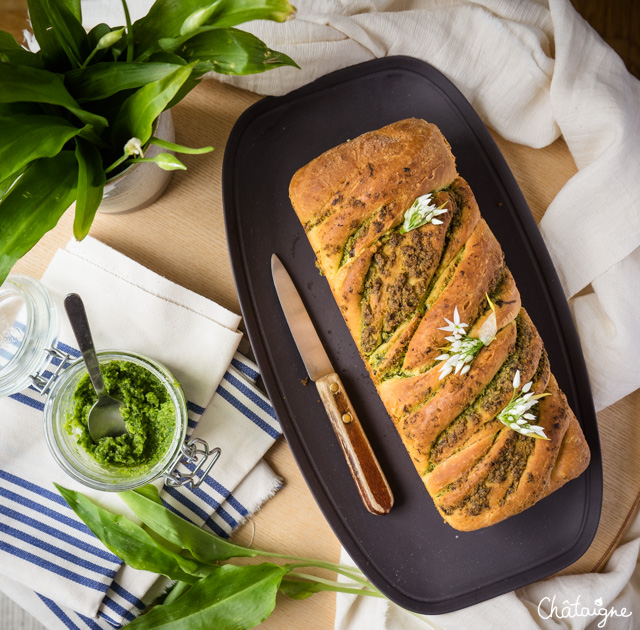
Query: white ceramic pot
[{"left": 98, "top": 110, "right": 176, "bottom": 214}]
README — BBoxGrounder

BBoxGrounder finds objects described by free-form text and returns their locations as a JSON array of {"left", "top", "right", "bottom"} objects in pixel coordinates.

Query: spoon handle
[{"left": 64, "top": 293, "right": 106, "bottom": 398}]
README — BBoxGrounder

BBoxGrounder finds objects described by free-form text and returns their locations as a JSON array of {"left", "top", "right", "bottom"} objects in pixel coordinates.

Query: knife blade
[{"left": 271, "top": 254, "right": 394, "bottom": 515}]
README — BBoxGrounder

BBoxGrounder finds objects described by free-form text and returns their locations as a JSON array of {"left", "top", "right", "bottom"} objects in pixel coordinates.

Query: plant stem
[
  {"left": 121, "top": 0, "right": 134, "bottom": 62},
  {"left": 81, "top": 47, "right": 99, "bottom": 69},
  {"left": 284, "top": 562, "right": 374, "bottom": 590},
  {"left": 255, "top": 549, "right": 364, "bottom": 578},
  {"left": 163, "top": 581, "right": 191, "bottom": 605},
  {"left": 104, "top": 153, "right": 130, "bottom": 175},
  {"left": 149, "top": 137, "right": 213, "bottom": 154},
  {"left": 290, "top": 573, "right": 385, "bottom": 599}
]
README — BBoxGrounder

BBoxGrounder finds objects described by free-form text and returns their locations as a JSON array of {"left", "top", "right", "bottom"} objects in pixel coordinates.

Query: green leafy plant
[
  {"left": 0, "top": 0, "right": 298, "bottom": 284},
  {"left": 56, "top": 484, "right": 385, "bottom": 629}
]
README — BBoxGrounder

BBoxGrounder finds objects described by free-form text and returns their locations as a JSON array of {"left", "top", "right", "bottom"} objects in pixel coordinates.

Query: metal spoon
[{"left": 64, "top": 293, "right": 126, "bottom": 441}]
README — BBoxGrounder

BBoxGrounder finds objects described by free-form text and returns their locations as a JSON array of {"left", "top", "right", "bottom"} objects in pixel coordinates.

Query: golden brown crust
[
  {"left": 428, "top": 310, "right": 544, "bottom": 471},
  {"left": 399, "top": 320, "right": 517, "bottom": 476},
  {"left": 402, "top": 217, "right": 504, "bottom": 372},
  {"left": 431, "top": 345, "right": 556, "bottom": 531},
  {"left": 543, "top": 391, "right": 591, "bottom": 498},
  {"left": 289, "top": 118, "right": 590, "bottom": 531},
  {"left": 468, "top": 267, "right": 521, "bottom": 338},
  {"left": 290, "top": 119, "right": 458, "bottom": 281}
]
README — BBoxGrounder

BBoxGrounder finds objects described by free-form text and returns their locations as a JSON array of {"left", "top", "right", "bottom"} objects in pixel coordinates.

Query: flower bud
[
  {"left": 153, "top": 153, "right": 186, "bottom": 171},
  {"left": 180, "top": 2, "right": 218, "bottom": 35},
  {"left": 96, "top": 28, "right": 125, "bottom": 50}
]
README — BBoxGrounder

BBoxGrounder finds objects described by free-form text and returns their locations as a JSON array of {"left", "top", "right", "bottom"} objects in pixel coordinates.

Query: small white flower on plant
[
  {"left": 400, "top": 193, "right": 448, "bottom": 233},
  {"left": 497, "top": 370, "right": 550, "bottom": 440},
  {"left": 435, "top": 306, "right": 493, "bottom": 380},
  {"left": 124, "top": 137, "right": 143, "bottom": 157}
]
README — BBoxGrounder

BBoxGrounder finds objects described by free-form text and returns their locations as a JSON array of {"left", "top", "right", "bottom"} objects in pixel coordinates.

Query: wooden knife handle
[{"left": 316, "top": 373, "right": 394, "bottom": 515}]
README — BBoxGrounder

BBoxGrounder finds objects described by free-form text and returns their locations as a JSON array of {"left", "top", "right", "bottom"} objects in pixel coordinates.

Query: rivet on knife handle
[{"left": 316, "top": 372, "right": 394, "bottom": 515}]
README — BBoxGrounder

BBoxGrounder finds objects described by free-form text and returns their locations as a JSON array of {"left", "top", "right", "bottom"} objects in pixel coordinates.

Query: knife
[{"left": 271, "top": 254, "right": 394, "bottom": 515}]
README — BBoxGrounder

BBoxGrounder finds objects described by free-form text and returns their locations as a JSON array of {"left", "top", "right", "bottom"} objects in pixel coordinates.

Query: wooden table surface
[{"left": 4, "top": 6, "right": 640, "bottom": 629}]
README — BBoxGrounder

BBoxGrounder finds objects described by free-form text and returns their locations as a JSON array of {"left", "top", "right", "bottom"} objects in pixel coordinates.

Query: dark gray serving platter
[{"left": 222, "top": 56, "right": 602, "bottom": 614}]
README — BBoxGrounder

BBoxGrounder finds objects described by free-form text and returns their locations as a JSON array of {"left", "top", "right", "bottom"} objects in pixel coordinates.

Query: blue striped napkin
[{"left": 0, "top": 238, "right": 282, "bottom": 629}]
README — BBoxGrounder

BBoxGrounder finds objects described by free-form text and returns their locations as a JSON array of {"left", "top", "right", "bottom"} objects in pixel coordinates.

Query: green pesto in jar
[{"left": 65, "top": 360, "right": 175, "bottom": 470}]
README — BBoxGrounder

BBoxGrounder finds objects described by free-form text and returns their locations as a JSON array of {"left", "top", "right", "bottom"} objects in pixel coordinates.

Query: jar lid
[{"left": 0, "top": 275, "right": 58, "bottom": 396}]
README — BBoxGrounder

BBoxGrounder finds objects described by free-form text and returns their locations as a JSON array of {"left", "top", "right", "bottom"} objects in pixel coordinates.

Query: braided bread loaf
[{"left": 289, "top": 118, "right": 590, "bottom": 531}]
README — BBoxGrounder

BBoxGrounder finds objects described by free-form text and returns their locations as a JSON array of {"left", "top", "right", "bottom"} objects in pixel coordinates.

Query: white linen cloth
[{"left": 0, "top": 237, "right": 283, "bottom": 629}]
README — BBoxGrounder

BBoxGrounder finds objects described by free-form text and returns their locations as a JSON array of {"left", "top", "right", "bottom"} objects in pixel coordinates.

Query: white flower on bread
[
  {"left": 400, "top": 193, "right": 448, "bottom": 233},
  {"left": 497, "top": 370, "right": 550, "bottom": 440},
  {"left": 435, "top": 302, "right": 496, "bottom": 380}
]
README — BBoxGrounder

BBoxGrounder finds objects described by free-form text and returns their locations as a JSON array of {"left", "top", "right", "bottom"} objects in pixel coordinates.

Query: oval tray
[{"left": 222, "top": 56, "right": 602, "bottom": 614}]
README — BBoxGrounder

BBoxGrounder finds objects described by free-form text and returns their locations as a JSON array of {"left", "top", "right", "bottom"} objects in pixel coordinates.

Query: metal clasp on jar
[
  {"left": 164, "top": 437, "right": 221, "bottom": 489},
  {"left": 30, "top": 347, "right": 73, "bottom": 395}
]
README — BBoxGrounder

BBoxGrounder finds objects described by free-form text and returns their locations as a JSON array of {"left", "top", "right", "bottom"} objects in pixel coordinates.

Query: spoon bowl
[
  {"left": 64, "top": 293, "right": 127, "bottom": 441},
  {"left": 88, "top": 394, "right": 126, "bottom": 441}
]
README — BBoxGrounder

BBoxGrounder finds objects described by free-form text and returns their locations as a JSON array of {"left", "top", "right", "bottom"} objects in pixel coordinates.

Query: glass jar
[
  {"left": 0, "top": 274, "right": 220, "bottom": 491},
  {"left": 0, "top": 274, "right": 58, "bottom": 396}
]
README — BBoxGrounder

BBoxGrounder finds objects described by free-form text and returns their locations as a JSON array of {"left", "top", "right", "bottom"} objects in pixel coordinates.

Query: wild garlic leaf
[
  {"left": 126, "top": 563, "right": 288, "bottom": 630},
  {"left": 26, "top": 0, "right": 68, "bottom": 69},
  {"left": 42, "top": 0, "right": 88, "bottom": 67},
  {"left": 131, "top": 0, "right": 220, "bottom": 59},
  {"left": 279, "top": 577, "right": 325, "bottom": 600},
  {"left": 132, "top": 0, "right": 295, "bottom": 60},
  {"left": 164, "top": 74, "right": 203, "bottom": 111},
  {"left": 0, "top": 30, "right": 43, "bottom": 67},
  {"left": 132, "top": 482, "right": 164, "bottom": 505},
  {"left": 0, "top": 168, "right": 25, "bottom": 201},
  {"left": 176, "top": 28, "right": 299, "bottom": 75},
  {"left": 111, "top": 63, "right": 194, "bottom": 147},
  {"left": 0, "top": 63, "right": 75, "bottom": 105},
  {"left": 66, "top": 62, "right": 185, "bottom": 102},
  {"left": 0, "top": 152, "right": 78, "bottom": 286},
  {"left": 203, "top": 0, "right": 296, "bottom": 29},
  {"left": 0, "top": 114, "right": 84, "bottom": 183},
  {"left": 147, "top": 51, "right": 189, "bottom": 65},
  {"left": 55, "top": 484, "right": 211, "bottom": 583},
  {"left": 73, "top": 137, "right": 105, "bottom": 241},
  {"left": 120, "top": 485, "right": 260, "bottom": 563},
  {"left": 0, "top": 63, "right": 108, "bottom": 132},
  {"left": 59, "top": 0, "right": 82, "bottom": 22},
  {"left": 180, "top": 3, "right": 220, "bottom": 37}
]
